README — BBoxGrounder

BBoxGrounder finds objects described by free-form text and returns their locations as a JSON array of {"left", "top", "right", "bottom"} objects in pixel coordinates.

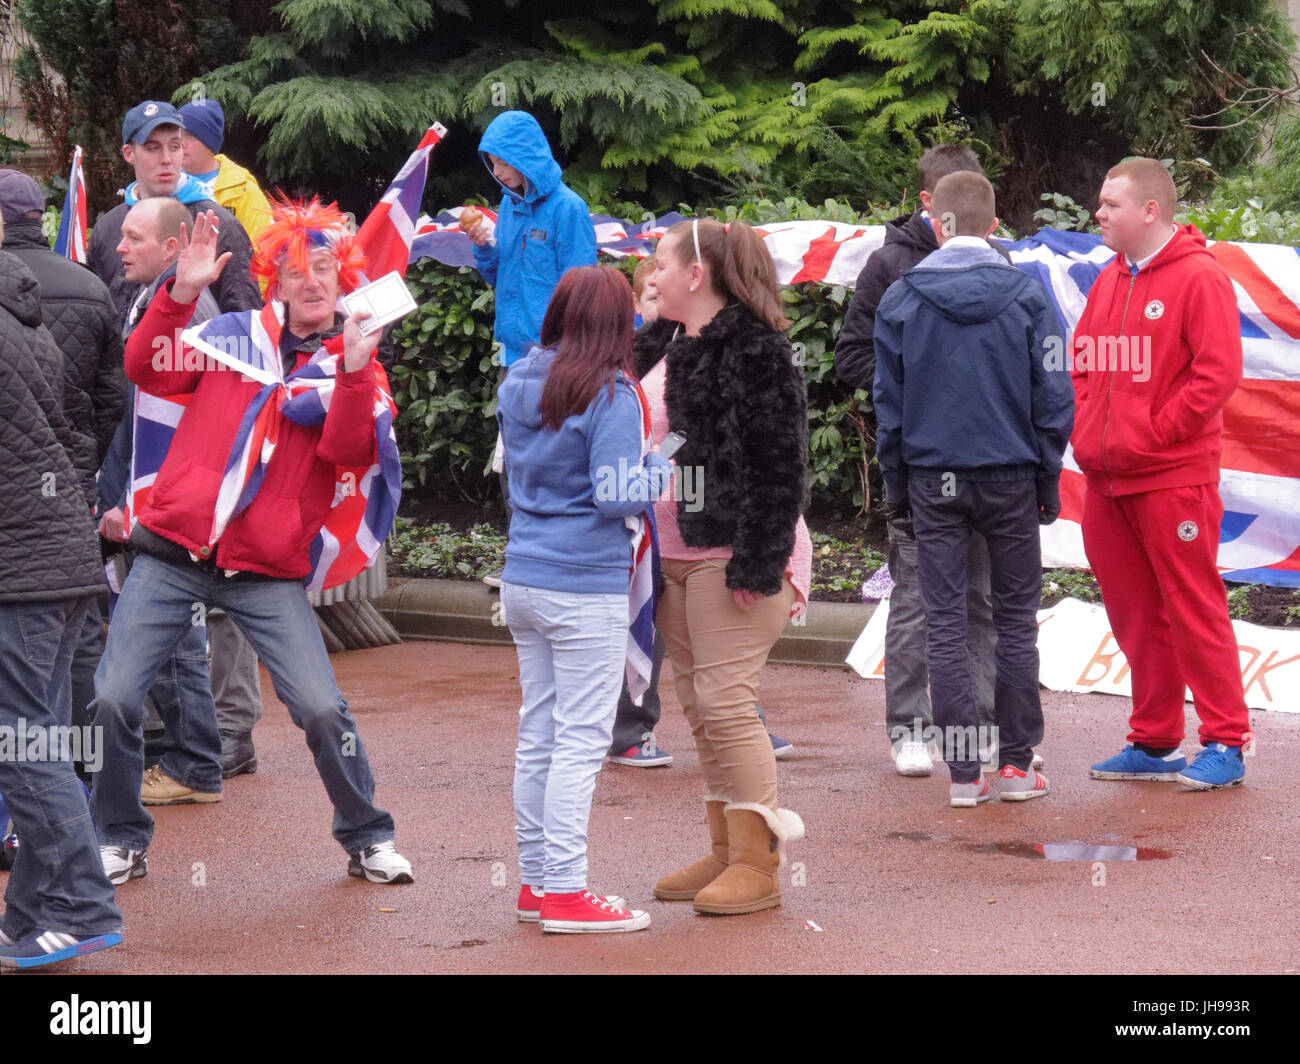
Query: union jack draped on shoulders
[{"left": 125, "top": 301, "right": 401, "bottom": 592}]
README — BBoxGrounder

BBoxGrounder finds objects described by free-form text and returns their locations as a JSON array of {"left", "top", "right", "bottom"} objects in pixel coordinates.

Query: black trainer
[{"left": 220, "top": 730, "right": 258, "bottom": 778}]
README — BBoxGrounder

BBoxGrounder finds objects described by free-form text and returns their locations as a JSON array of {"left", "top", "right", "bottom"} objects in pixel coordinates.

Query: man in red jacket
[
  {"left": 1073, "top": 157, "right": 1250, "bottom": 790},
  {"left": 89, "top": 203, "right": 414, "bottom": 885}
]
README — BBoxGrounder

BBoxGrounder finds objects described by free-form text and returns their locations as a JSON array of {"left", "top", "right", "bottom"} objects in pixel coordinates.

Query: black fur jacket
[{"left": 635, "top": 302, "right": 810, "bottom": 595}]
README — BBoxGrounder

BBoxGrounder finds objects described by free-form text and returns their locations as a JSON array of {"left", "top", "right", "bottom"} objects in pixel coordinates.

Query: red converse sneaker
[
  {"left": 537, "top": 890, "right": 650, "bottom": 934},
  {"left": 516, "top": 885, "right": 626, "bottom": 922}
]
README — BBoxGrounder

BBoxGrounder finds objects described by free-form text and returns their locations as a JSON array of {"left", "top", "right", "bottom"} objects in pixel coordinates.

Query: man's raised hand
[{"left": 171, "top": 210, "right": 232, "bottom": 304}]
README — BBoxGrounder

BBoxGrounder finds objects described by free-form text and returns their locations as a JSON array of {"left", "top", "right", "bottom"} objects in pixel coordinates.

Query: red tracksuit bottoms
[{"left": 1082, "top": 483, "right": 1250, "bottom": 747}]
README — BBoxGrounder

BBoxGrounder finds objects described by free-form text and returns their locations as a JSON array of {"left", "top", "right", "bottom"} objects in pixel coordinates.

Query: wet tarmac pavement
[{"left": 22, "top": 640, "right": 1299, "bottom": 975}]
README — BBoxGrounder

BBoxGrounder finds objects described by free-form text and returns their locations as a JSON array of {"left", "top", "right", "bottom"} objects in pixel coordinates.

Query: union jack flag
[
  {"left": 413, "top": 214, "right": 1300, "bottom": 587},
  {"left": 53, "top": 145, "right": 87, "bottom": 264},
  {"left": 354, "top": 124, "right": 447, "bottom": 280},
  {"left": 625, "top": 378, "right": 660, "bottom": 705}
]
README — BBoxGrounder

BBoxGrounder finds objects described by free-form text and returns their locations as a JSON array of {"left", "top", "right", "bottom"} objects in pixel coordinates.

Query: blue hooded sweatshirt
[
  {"left": 497, "top": 346, "right": 671, "bottom": 594},
  {"left": 474, "top": 112, "right": 598, "bottom": 367},
  {"left": 872, "top": 240, "right": 1075, "bottom": 503}
]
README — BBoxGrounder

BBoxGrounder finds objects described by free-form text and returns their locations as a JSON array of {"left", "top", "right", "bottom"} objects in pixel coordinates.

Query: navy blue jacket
[{"left": 872, "top": 240, "right": 1074, "bottom": 503}]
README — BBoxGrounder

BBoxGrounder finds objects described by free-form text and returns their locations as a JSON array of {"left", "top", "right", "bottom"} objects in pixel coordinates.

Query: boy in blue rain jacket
[{"left": 463, "top": 111, "right": 598, "bottom": 369}]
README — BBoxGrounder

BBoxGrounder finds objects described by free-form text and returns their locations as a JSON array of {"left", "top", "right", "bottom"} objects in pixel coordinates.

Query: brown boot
[
  {"left": 653, "top": 799, "right": 729, "bottom": 900},
  {"left": 692, "top": 803, "right": 804, "bottom": 915}
]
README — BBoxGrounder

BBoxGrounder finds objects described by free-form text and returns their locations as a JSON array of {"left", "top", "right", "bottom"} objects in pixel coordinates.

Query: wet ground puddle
[{"left": 886, "top": 831, "right": 1172, "bottom": 861}]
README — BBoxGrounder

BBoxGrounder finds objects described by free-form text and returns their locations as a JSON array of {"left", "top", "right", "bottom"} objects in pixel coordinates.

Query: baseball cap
[
  {"left": 178, "top": 100, "right": 224, "bottom": 155},
  {"left": 122, "top": 101, "right": 185, "bottom": 146},
  {"left": 0, "top": 168, "right": 46, "bottom": 224}
]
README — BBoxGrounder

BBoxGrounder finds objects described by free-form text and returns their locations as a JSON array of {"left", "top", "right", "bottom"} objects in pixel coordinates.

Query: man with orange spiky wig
[{"left": 87, "top": 199, "right": 414, "bottom": 889}]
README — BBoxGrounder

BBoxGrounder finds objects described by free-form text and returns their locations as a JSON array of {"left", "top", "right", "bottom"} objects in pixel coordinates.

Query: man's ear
[
  {"left": 162, "top": 236, "right": 179, "bottom": 262},
  {"left": 122, "top": 143, "right": 134, "bottom": 166},
  {"left": 918, "top": 189, "right": 933, "bottom": 213},
  {"left": 984, "top": 216, "right": 1000, "bottom": 240}
]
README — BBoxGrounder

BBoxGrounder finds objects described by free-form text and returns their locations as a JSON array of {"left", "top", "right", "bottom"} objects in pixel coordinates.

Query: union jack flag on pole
[
  {"left": 354, "top": 123, "right": 447, "bottom": 281},
  {"left": 53, "top": 145, "right": 87, "bottom": 264}
]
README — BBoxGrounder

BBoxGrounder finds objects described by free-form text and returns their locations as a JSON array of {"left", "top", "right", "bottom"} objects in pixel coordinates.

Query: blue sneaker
[
  {"left": 0, "top": 929, "right": 122, "bottom": 969},
  {"left": 1090, "top": 744, "right": 1187, "bottom": 781},
  {"left": 1176, "top": 743, "right": 1245, "bottom": 790},
  {"left": 770, "top": 733, "right": 794, "bottom": 760},
  {"left": 607, "top": 737, "right": 673, "bottom": 767}
]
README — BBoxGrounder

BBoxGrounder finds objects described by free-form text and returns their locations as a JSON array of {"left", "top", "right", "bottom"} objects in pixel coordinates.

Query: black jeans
[
  {"left": 909, "top": 472, "right": 1043, "bottom": 783},
  {"left": 609, "top": 631, "right": 664, "bottom": 753}
]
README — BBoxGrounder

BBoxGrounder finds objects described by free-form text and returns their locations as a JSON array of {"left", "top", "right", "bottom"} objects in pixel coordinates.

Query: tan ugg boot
[
  {"left": 653, "top": 798, "right": 729, "bottom": 900},
  {"left": 692, "top": 803, "right": 804, "bottom": 915}
]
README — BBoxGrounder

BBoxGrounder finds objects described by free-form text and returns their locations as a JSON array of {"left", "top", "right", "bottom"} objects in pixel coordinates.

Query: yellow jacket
[{"left": 213, "top": 154, "right": 273, "bottom": 241}]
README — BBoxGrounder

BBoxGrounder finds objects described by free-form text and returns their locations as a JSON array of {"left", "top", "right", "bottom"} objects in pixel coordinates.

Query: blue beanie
[{"left": 178, "top": 99, "right": 224, "bottom": 155}]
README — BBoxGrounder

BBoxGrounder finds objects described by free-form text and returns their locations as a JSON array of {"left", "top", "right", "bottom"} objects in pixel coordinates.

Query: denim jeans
[
  {"left": 209, "top": 609, "right": 264, "bottom": 735},
  {"left": 884, "top": 518, "right": 996, "bottom": 739},
  {"left": 609, "top": 631, "right": 664, "bottom": 754},
  {"left": 73, "top": 594, "right": 223, "bottom": 790},
  {"left": 503, "top": 582, "right": 626, "bottom": 892},
  {"left": 910, "top": 474, "right": 1045, "bottom": 783},
  {"left": 0, "top": 598, "right": 122, "bottom": 939},
  {"left": 90, "top": 555, "right": 395, "bottom": 853}
]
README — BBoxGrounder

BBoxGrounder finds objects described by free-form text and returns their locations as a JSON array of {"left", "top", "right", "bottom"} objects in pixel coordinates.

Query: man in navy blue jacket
[{"left": 873, "top": 172, "right": 1074, "bottom": 808}]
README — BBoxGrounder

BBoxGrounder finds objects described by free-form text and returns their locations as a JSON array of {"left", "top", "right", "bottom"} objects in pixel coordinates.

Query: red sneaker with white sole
[
  {"left": 998, "top": 764, "right": 1050, "bottom": 801},
  {"left": 516, "top": 885, "right": 625, "bottom": 922},
  {"left": 537, "top": 890, "right": 650, "bottom": 934}
]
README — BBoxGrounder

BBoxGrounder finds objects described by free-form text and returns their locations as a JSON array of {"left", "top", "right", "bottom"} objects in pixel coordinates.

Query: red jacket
[
  {"left": 1070, "top": 224, "right": 1241, "bottom": 497},
  {"left": 125, "top": 280, "right": 379, "bottom": 579}
]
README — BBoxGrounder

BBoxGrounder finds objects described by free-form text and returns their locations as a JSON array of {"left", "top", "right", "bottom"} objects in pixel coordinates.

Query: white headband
[{"left": 692, "top": 217, "right": 702, "bottom": 266}]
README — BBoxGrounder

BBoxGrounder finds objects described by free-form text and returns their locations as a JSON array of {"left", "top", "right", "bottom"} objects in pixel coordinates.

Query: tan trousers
[{"left": 657, "top": 558, "right": 795, "bottom": 808}]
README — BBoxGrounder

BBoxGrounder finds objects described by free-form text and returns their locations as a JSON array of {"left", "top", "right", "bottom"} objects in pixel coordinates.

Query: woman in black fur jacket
[{"left": 638, "top": 218, "right": 812, "bottom": 916}]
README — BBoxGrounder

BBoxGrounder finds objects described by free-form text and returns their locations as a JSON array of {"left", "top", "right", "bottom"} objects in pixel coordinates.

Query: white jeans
[{"left": 503, "top": 582, "right": 627, "bottom": 891}]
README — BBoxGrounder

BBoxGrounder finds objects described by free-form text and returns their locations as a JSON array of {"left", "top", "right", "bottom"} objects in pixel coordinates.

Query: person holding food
[{"left": 461, "top": 111, "right": 598, "bottom": 584}]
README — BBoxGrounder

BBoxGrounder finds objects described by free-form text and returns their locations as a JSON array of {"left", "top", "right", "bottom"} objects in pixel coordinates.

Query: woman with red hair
[{"left": 498, "top": 264, "right": 671, "bottom": 934}]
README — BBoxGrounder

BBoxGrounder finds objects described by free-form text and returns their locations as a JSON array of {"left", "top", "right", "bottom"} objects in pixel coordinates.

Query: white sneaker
[
  {"left": 348, "top": 841, "right": 414, "bottom": 884},
  {"left": 100, "top": 846, "right": 148, "bottom": 886},
  {"left": 893, "top": 740, "right": 933, "bottom": 777}
]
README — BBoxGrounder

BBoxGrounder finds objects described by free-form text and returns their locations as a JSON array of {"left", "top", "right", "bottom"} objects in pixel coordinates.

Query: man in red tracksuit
[{"left": 1073, "top": 157, "right": 1251, "bottom": 790}]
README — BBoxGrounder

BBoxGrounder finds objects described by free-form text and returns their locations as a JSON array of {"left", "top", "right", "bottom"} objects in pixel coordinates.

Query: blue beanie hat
[{"left": 178, "top": 99, "right": 224, "bottom": 155}]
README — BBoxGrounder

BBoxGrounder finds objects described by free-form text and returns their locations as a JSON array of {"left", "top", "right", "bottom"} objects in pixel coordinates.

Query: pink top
[{"left": 641, "top": 357, "right": 812, "bottom": 616}]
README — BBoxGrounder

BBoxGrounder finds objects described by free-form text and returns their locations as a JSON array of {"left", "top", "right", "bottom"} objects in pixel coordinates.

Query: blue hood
[
  {"left": 900, "top": 242, "right": 1030, "bottom": 324},
  {"left": 124, "top": 172, "right": 212, "bottom": 207},
  {"left": 478, "top": 111, "right": 563, "bottom": 204}
]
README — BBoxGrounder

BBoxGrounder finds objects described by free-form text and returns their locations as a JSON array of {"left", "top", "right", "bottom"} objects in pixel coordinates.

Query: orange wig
[{"left": 252, "top": 195, "right": 368, "bottom": 298}]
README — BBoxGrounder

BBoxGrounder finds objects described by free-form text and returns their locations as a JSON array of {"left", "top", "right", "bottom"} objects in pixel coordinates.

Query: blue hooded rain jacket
[{"left": 473, "top": 112, "right": 598, "bottom": 368}]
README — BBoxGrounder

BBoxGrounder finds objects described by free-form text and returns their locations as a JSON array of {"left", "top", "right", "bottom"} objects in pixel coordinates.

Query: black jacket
[
  {"left": 0, "top": 252, "right": 105, "bottom": 603},
  {"left": 3, "top": 218, "right": 125, "bottom": 509},
  {"left": 835, "top": 210, "right": 1011, "bottom": 395},
  {"left": 635, "top": 304, "right": 809, "bottom": 596},
  {"left": 87, "top": 198, "right": 261, "bottom": 324},
  {"left": 834, "top": 211, "right": 938, "bottom": 393}
]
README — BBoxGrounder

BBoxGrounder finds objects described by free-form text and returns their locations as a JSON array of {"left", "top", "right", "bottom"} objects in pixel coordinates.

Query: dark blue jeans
[
  {"left": 0, "top": 597, "right": 122, "bottom": 939},
  {"left": 910, "top": 474, "right": 1044, "bottom": 784},
  {"left": 609, "top": 631, "right": 664, "bottom": 753},
  {"left": 90, "top": 555, "right": 395, "bottom": 853},
  {"left": 73, "top": 594, "right": 223, "bottom": 791}
]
